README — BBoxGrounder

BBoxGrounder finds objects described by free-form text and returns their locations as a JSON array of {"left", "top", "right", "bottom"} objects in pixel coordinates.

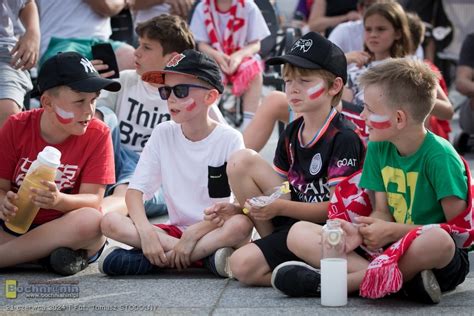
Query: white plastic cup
[{"left": 321, "top": 258, "right": 348, "bottom": 306}]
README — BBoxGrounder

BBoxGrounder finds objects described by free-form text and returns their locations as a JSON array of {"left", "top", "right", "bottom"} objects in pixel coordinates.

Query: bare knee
[
  {"left": 221, "top": 215, "right": 253, "bottom": 246},
  {"left": 227, "top": 149, "right": 259, "bottom": 178},
  {"left": 100, "top": 211, "right": 125, "bottom": 239},
  {"left": 287, "top": 221, "right": 321, "bottom": 256},
  {"left": 70, "top": 207, "right": 103, "bottom": 239},
  {"left": 229, "top": 248, "right": 262, "bottom": 285}
]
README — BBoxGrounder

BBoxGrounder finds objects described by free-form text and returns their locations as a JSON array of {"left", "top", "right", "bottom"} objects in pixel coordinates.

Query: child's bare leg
[
  {"left": 241, "top": 73, "right": 263, "bottom": 130},
  {"left": 0, "top": 228, "right": 16, "bottom": 245},
  {"left": 189, "top": 215, "right": 253, "bottom": 261},
  {"left": 229, "top": 243, "right": 272, "bottom": 286},
  {"left": 398, "top": 227, "right": 455, "bottom": 281},
  {"left": 227, "top": 149, "right": 284, "bottom": 204},
  {"left": 243, "top": 91, "right": 289, "bottom": 151},
  {"left": 100, "top": 211, "right": 179, "bottom": 251},
  {"left": 0, "top": 207, "right": 104, "bottom": 267},
  {"left": 101, "top": 184, "right": 128, "bottom": 215}
]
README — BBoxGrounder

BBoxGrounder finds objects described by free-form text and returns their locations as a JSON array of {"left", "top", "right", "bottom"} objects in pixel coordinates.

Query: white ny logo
[{"left": 80, "top": 58, "right": 97, "bottom": 73}]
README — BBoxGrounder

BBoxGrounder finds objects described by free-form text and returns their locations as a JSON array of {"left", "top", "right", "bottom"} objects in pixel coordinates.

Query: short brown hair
[
  {"left": 359, "top": 58, "right": 438, "bottom": 123},
  {"left": 135, "top": 15, "right": 195, "bottom": 55},
  {"left": 283, "top": 65, "right": 343, "bottom": 107},
  {"left": 363, "top": 2, "right": 412, "bottom": 58}
]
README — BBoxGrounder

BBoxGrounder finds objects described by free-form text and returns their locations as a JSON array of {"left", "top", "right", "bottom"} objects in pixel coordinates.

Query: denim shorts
[
  {"left": 100, "top": 107, "right": 168, "bottom": 218},
  {"left": 0, "top": 46, "right": 33, "bottom": 107}
]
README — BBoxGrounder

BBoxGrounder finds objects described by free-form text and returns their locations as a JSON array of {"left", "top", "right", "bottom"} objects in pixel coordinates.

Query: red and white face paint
[
  {"left": 55, "top": 107, "right": 75, "bottom": 124},
  {"left": 182, "top": 98, "right": 197, "bottom": 112},
  {"left": 369, "top": 113, "right": 391, "bottom": 129},
  {"left": 306, "top": 82, "right": 325, "bottom": 100}
]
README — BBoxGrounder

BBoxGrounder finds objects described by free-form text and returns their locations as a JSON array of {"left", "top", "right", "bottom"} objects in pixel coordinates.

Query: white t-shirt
[
  {"left": 37, "top": 0, "right": 112, "bottom": 56},
  {"left": 97, "top": 70, "right": 227, "bottom": 154},
  {"left": 0, "top": 0, "right": 28, "bottom": 47},
  {"left": 132, "top": 4, "right": 170, "bottom": 27},
  {"left": 129, "top": 121, "right": 244, "bottom": 230},
  {"left": 190, "top": 0, "right": 270, "bottom": 47},
  {"left": 328, "top": 20, "right": 364, "bottom": 54}
]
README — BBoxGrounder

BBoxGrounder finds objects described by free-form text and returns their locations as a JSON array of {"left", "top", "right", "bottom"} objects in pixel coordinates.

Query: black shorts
[
  {"left": 433, "top": 247, "right": 470, "bottom": 292},
  {"left": 253, "top": 225, "right": 301, "bottom": 270}
]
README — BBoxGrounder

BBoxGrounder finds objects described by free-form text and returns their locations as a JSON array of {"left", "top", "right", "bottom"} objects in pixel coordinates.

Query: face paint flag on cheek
[
  {"left": 55, "top": 107, "right": 75, "bottom": 124},
  {"left": 307, "top": 82, "right": 325, "bottom": 100},
  {"left": 369, "top": 114, "right": 391, "bottom": 129},
  {"left": 182, "top": 98, "right": 197, "bottom": 112}
]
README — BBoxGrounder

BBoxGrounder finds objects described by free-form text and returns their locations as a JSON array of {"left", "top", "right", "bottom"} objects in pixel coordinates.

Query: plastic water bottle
[
  {"left": 321, "top": 219, "right": 348, "bottom": 306},
  {"left": 6, "top": 146, "right": 61, "bottom": 234}
]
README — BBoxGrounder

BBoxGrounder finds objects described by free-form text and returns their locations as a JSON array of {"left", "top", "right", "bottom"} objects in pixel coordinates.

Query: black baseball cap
[
  {"left": 267, "top": 32, "right": 347, "bottom": 84},
  {"left": 35, "top": 52, "right": 121, "bottom": 96},
  {"left": 142, "top": 49, "right": 224, "bottom": 93}
]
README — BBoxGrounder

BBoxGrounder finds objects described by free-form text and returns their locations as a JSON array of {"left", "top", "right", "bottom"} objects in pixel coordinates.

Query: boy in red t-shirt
[{"left": 0, "top": 52, "right": 119, "bottom": 275}]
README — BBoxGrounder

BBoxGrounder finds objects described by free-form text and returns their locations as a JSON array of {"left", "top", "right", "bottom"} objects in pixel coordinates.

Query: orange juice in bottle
[{"left": 6, "top": 146, "right": 61, "bottom": 234}]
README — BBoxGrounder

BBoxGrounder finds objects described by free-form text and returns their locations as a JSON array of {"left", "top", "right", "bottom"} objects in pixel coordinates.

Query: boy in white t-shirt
[
  {"left": 98, "top": 49, "right": 252, "bottom": 277},
  {"left": 96, "top": 15, "right": 224, "bottom": 217}
]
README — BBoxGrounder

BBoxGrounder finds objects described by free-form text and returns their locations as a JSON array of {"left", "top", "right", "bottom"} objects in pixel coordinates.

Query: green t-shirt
[{"left": 360, "top": 132, "right": 468, "bottom": 225}]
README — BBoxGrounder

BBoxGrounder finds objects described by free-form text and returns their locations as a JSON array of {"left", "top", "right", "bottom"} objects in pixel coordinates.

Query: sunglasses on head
[{"left": 158, "top": 84, "right": 211, "bottom": 100}]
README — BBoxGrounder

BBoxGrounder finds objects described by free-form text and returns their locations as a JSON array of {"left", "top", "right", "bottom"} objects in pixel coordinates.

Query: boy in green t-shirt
[{"left": 271, "top": 58, "right": 470, "bottom": 304}]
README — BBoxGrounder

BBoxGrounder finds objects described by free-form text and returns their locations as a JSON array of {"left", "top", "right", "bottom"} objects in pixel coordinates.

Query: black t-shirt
[
  {"left": 272, "top": 109, "right": 365, "bottom": 227},
  {"left": 459, "top": 33, "right": 474, "bottom": 68}
]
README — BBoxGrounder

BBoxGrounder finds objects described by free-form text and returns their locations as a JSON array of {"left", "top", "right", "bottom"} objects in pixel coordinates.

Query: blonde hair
[
  {"left": 283, "top": 64, "right": 343, "bottom": 106},
  {"left": 363, "top": 2, "right": 412, "bottom": 58},
  {"left": 359, "top": 58, "right": 437, "bottom": 123}
]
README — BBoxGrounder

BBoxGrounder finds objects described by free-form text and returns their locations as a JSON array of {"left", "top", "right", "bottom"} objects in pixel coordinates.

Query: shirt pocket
[{"left": 208, "top": 163, "right": 231, "bottom": 198}]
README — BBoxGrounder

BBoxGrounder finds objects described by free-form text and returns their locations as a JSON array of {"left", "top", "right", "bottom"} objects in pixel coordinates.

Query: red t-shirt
[{"left": 0, "top": 109, "right": 115, "bottom": 224}]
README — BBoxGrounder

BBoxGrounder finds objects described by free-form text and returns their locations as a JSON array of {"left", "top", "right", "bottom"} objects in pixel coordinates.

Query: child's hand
[
  {"left": 30, "top": 180, "right": 62, "bottom": 210},
  {"left": 203, "top": 202, "right": 240, "bottom": 226},
  {"left": 168, "top": 233, "right": 198, "bottom": 270},
  {"left": 214, "top": 52, "right": 231, "bottom": 75},
  {"left": 356, "top": 216, "right": 393, "bottom": 250},
  {"left": 228, "top": 53, "right": 244, "bottom": 75},
  {"left": 0, "top": 191, "right": 18, "bottom": 221},
  {"left": 139, "top": 227, "right": 168, "bottom": 267},
  {"left": 247, "top": 200, "right": 279, "bottom": 221},
  {"left": 337, "top": 219, "right": 363, "bottom": 253},
  {"left": 10, "top": 30, "right": 39, "bottom": 70},
  {"left": 345, "top": 51, "right": 370, "bottom": 68},
  {"left": 90, "top": 59, "right": 116, "bottom": 78}
]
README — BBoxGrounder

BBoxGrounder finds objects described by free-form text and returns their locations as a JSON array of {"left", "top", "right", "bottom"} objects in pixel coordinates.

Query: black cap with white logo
[
  {"left": 267, "top": 32, "right": 347, "bottom": 84},
  {"left": 36, "top": 52, "right": 121, "bottom": 95},
  {"left": 142, "top": 49, "right": 224, "bottom": 93}
]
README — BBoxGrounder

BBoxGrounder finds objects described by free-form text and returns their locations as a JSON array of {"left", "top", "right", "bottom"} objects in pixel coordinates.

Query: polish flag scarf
[
  {"left": 328, "top": 158, "right": 474, "bottom": 299},
  {"left": 203, "top": 0, "right": 263, "bottom": 96}
]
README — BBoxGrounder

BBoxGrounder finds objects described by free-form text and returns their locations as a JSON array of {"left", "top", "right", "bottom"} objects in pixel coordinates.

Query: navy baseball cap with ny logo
[
  {"left": 35, "top": 51, "right": 121, "bottom": 95},
  {"left": 267, "top": 32, "right": 347, "bottom": 84}
]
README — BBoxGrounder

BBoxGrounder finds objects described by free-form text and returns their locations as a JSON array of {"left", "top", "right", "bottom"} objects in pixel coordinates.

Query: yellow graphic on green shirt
[{"left": 381, "top": 166, "right": 418, "bottom": 224}]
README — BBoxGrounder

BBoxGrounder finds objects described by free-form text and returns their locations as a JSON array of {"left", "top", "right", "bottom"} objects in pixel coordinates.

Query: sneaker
[
  {"left": 98, "top": 246, "right": 154, "bottom": 276},
  {"left": 203, "top": 247, "right": 234, "bottom": 278},
  {"left": 47, "top": 247, "right": 89, "bottom": 276},
  {"left": 402, "top": 270, "right": 441, "bottom": 304},
  {"left": 271, "top": 261, "right": 321, "bottom": 297}
]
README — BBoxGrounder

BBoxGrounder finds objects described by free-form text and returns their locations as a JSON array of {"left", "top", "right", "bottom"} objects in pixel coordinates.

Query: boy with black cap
[
  {"left": 204, "top": 32, "right": 365, "bottom": 286},
  {"left": 99, "top": 49, "right": 252, "bottom": 277},
  {"left": 0, "top": 51, "right": 119, "bottom": 275}
]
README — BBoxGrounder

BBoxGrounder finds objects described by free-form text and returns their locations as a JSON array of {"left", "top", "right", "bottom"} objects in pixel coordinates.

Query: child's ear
[
  {"left": 40, "top": 93, "right": 54, "bottom": 112},
  {"left": 395, "top": 109, "right": 407, "bottom": 129},
  {"left": 328, "top": 77, "right": 344, "bottom": 96},
  {"left": 204, "top": 89, "right": 220, "bottom": 105}
]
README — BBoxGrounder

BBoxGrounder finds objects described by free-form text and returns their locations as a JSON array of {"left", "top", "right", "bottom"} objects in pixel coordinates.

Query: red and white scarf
[
  {"left": 329, "top": 158, "right": 474, "bottom": 299},
  {"left": 203, "top": 0, "right": 263, "bottom": 96}
]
